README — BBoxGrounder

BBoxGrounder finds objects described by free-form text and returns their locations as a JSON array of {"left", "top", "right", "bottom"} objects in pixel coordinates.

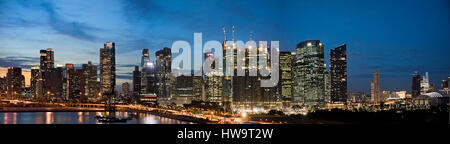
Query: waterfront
[{"left": 0, "top": 112, "right": 194, "bottom": 124}]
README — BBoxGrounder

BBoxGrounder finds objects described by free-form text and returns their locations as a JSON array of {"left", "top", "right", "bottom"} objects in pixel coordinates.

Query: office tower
[
  {"left": 43, "top": 67, "right": 64, "bottom": 100},
  {"left": 371, "top": 70, "right": 381, "bottom": 103},
  {"left": 100, "top": 42, "right": 116, "bottom": 99},
  {"left": 439, "top": 77, "right": 450, "bottom": 94},
  {"left": 141, "top": 49, "right": 156, "bottom": 94},
  {"left": 6, "top": 67, "right": 24, "bottom": 99},
  {"left": 0, "top": 77, "right": 6, "bottom": 96},
  {"left": 68, "top": 69, "right": 85, "bottom": 101},
  {"left": 204, "top": 51, "right": 223, "bottom": 104},
  {"left": 330, "top": 44, "right": 347, "bottom": 102},
  {"left": 65, "top": 64, "right": 85, "bottom": 102},
  {"left": 132, "top": 66, "right": 141, "bottom": 102},
  {"left": 442, "top": 78, "right": 449, "bottom": 89},
  {"left": 82, "top": 61, "right": 99, "bottom": 102},
  {"left": 64, "top": 64, "right": 75, "bottom": 100},
  {"left": 122, "top": 82, "right": 130, "bottom": 99},
  {"left": 294, "top": 40, "right": 326, "bottom": 105},
  {"left": 420, "top": 72, "right": 430, "bottom": 95},
  {"left": 173, "top": 75, "right": 194, "bottom": 105},
  {"left": 30, "top": 65, "right": 40, "bottom": 99},
  {"left": 40, "top": 48, "right": 54, "bottom": 73},
  {"left": 155, "top": 47, "right": 172, "bottom": 105},
  {"left": 412, "top": 72, "right": 421, "bottom": 98},
  {"left": 192, "top": 74, "right": 204, "bottom": 101},
  {"left": 279, "top": 51, "right": 294, "bottom": 102},
  {"left": 324, "top": 71, "right": 331, "bottom": 102}
]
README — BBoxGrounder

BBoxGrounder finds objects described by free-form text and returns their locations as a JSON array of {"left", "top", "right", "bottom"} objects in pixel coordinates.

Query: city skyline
[{"left": 1, "top": 0, "right": 449, "bottom": 93}]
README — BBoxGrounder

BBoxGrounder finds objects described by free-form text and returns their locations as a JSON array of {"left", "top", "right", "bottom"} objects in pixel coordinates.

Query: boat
[
  {"left": 97, "top": 116, "right": 128, "bottom": 123},
  {"left": 95, "top": 93, "right": 131, "bottom": 123}
]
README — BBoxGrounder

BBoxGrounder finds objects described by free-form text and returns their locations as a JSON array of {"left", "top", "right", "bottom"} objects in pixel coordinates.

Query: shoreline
[{"left": 0, "top": 107, "right": 211, "bottom": 124}]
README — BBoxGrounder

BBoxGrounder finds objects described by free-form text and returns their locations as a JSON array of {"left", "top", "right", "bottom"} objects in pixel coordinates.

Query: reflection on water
[{"left": 0, "top": 112, "right": 194, "bottom": 124}]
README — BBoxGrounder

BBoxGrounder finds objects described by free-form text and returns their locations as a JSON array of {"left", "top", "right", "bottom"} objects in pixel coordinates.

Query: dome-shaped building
[{"left": 413, "top": 92, "right": 449, "bottom": 106}]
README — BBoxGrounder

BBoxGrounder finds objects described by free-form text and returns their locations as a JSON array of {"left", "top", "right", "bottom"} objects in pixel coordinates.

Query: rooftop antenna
[
  {"left": 222, "top": 26, "right": 227, "bottom": 41},
  {"left": 249, "top": 29, "right": 254, "bottom": 41},
  {"left": 232, "top": 25, "right": 235, "bottom": 42}
]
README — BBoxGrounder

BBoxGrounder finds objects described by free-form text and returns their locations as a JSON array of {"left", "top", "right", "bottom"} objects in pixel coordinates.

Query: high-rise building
[
  {"left": 100, "top": 42, "right": 116, "bottom": 99},
  {"left": 43, "top": 67, "right": 64, "bottom": 101},
  {"left": 412, "top": 72, "right": 421, "bottom": 98},
  {"left": 122, "top": 82, "right": 130, "bottom": 99},
  {"left": 140, "top": 49, "right": 156, "bottom": 94},
  {"left": 30, "top": 65, "right": 40, "bottom": 99},
  {"left": 173, "top": 75, "right": 195, "bottom": 106},
  {"left": 40, "top": 48, "right": 54, "bottom": 73},
  {"left": 132, "top": 66, "right": 141, "bottom": 102},
  {"left": 82, "top": 61, "right": 99, "bottom": 102},
  {"left": 294, "top": 40, "right": 326, "bottom": 105},
  {"left": 420, "top": 72, "right": 430, "bottom": 94},
  {"left": 0, "top": 77, "right": 6, "bottom": 96},
  {"left": 439, "top": 77, "right": 450, "bottom": 94},
  {"left": 279, "top": 51, "right": 294, "bottom": 102},
  {"left": 204, "top": 51, "right": 223, "bottom": 104},
  {"left": 192, "top": 74, "right": 204, "bottom": 101},
  {"left": 64, "top": 64, "right": 75, "bottom": 100},
  {"left": 324, "top": 71, "right": 331, "bottom": 102},
  {"left": 6, "top": 67, "right": 24, "bottom": 99},
  {"left": 330, "top": 44, "right": 347, "bottom": 102},
  {"left": 371, "top": 70, "right": 381, "bottom": 103},
  {"left": 155, "top": 47, "right": 172, "bottom": 105}
]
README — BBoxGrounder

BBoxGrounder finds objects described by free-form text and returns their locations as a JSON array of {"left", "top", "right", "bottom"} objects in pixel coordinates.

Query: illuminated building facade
[
  {"left": 330, "top": 44, "right": 347, "bottom": 102},
  {"left": 371, "top": 70, "right": 381, "bottom": 103},
  {"left": 420, "top": 72, "right": 430, "bottom": 95},
  {"left": 412, "top": 72, "right": 421, "bottom": 98},
  {"left": 140, "top": 49, "right": 156, "bottom": 95},
  {"left": 30, "top": 65, "right": 40, "bottom": 99},
  {"left": 294, "top": 40, "right": 326, "bottom": 105},
  {"left": 0, "top": 77, "right": 6, "bottom": 96},
  {"left": 82, "top": 61, "right": 99, "bottom": 102},
  {"left": 204, "top": 51, "right": 223, "bottom": 104},
  {"left": 279, "top": 51, "right": 294, "bottom": 102},
  {"left": 100, "top": 42, "right": 116, "bottom": 98},
  {"left": 122, "top": 82, "right": 130, "bottom": 99},
  {"left": 40, "top": 48, "right": 54, "bottom": 73},
  {"left": 155, "top": 47, "right": 172, "bottom": 105},
  {"left": 132, "top": 66, "right": 141, "bottom": 102},
  {"left": 6, "top": 67, "right": 24, "bottom": 99}
]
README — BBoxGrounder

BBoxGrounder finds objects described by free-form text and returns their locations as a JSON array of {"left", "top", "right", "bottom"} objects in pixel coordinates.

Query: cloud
[
  {"left": 40, "top": 2, "right": 100, "bottom": 42},
  {"left": 0, "top": 56, "right": 40, "bottom": 68}
]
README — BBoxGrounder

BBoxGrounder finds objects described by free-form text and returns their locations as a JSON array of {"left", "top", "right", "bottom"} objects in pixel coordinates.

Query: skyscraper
[
  {"left": 294, "top": 40, "right": 326, "bottom": 105},
  {"left": 371, "top": 70, "right": 381, "bottom": 103},
  {"left": 122, "top": 82, "right": 130, "bottom": 100},
  {"left": 330, "top": 44, "right": 347, "bottom": 102},
  {"left": 40, "top": 48, "right": 54, "bottom": 73},
  {"left": 412, "top": 72, "right": 421, "bottom": 98},
  {"left": 279, "top": 51, "right": 294, "bottom": 102},
  {"left": 6, "top": 67, "right": 24, "bottom": 99},
  {"left": 140, "top": 49, "right": 156, "bottom": 94},
  {"left": 43, "top": 67, "right": 63, "bottom": 101},
  {"left": 82, "top": 61, "right": 99, "bottom": 102},
  {"left": 155, "top": 47, "right": 172, "bottom": 105},
  {"left": 0, "top": 77, "right": 6, "bottom": 96},
  {"left": 204, "top": 51, "right": 223, "bottom": 104},
  {"left": 420, "top": 72, "right": 430, "bottom": 95},
  {"left": 30, "top": 65, "right": 40, "bottom": 99},
  {"left": 132, "top": 66, "right": 141, "bottom": 103},
  {"left": 100, "top": 42, "right": 116, "bottom": 99}
]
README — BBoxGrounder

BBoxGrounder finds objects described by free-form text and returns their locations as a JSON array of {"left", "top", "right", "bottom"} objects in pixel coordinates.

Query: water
[{"left": 0, "top": 112, "right": 194, "bottom": 124}]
